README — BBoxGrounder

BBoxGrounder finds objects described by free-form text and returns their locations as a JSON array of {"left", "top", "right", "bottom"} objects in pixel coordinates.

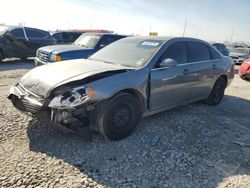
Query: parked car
[
  {"left": 35, "top": 33, "right": 127, "bottom": 66},
  {"left": 8, "top": 37, "right": 234, "bottom": 140},
  {"left": 212, "top": 43, "right": 229, "bottom": 56},
  {"left": 0, "top": 26, "right": 56, "bottom": 62},
  {"left": 229, "top": 47, "right": 250, "bottom": 64},
  {"left": 239, "top": 58, "right": 250, "bottom": 81},
  {"left": 51, "top": 31, "right": 82, "bottom": 44}
]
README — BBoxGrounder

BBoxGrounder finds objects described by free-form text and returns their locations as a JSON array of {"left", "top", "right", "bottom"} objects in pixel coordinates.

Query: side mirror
[{"left": 159, "top": 58, "right": 178, "bottom": 68}]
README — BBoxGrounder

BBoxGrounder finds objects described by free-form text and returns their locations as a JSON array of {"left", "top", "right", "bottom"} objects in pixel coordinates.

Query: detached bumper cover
[{"left": 8, "top": 84, "right": 45, "bottom": 115}]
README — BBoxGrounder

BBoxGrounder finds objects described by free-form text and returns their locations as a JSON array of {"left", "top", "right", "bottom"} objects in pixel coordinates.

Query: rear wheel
[
  {"left": 241, "top": 74, "right": 250, "bottom": 81},
  {"left": 205, "top": 77, "right": 227, "bottom": 105},
  {"left": 97, "top": 93, "right": 142, "bottom": 140}
]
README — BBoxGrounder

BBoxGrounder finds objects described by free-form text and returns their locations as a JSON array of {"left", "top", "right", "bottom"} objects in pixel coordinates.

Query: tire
[
  {"left": 241, "top": 74, "right": 250, "bottom": 81},
  {"left": 205, "top": 77, "right": 227, "bottom": 105},
  {"left": 97, "top": 93, "right": 142, "bottom": 140}
]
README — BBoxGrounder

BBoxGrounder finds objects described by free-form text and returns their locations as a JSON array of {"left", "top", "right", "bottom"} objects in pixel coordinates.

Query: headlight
[
  {"left": 50, "top": 53, "right": 62, "bottom": 62},
  {"left": 48, "top": 86, "right": 96, "bottom": 109}
]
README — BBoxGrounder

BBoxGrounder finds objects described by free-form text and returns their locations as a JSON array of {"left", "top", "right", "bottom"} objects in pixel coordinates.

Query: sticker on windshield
[{"left": 141, "top": 41, "right": 160, "bottom": 47}]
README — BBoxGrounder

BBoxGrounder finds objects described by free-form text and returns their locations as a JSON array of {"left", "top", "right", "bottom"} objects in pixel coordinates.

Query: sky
[{"left": 0, "top": 0, "right": 249, "bottom": 43}]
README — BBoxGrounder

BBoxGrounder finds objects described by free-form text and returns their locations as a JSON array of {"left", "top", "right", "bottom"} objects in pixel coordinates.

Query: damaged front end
[
  {"left": 48, "top": 85, "right": 98, "bottom": 126},
  {"left": 7, "top": 64, "right": 131, "bottom": 133},
  {"left": 8, "top": 82, "right": 101, "bottom": 132}
]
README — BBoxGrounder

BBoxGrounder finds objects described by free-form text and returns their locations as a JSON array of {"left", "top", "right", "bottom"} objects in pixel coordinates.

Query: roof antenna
[{"left": 183, "top": 18, "right": 187, "bottom": 37}]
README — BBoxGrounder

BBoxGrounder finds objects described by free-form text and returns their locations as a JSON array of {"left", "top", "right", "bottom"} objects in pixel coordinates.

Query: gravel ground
[{"left": 0, "top": 59, "right": 249, "bottom": 188}]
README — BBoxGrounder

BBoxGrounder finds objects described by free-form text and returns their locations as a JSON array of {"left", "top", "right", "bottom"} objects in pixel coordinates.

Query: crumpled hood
[
  {"left": 38, "top": 44, "right": 90, "bottom": 54},
  {"left": 20, "top": 59, "right": 129, "bottom": 97}
]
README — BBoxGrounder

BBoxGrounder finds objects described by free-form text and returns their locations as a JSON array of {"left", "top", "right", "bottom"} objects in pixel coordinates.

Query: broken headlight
[{"left": 48, "top": 86, "right": 96, "bottom": 109}]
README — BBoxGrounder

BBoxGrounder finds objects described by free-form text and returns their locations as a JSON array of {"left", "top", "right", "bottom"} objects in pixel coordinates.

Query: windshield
[
  {"left": 230, "top": 48, "right": 249, "bottom": 54},
  {"left": 89, "top": 38, "right": 163, "bottom": 68},
  {"left": 74, "top": 34, "right": 101, "bottom": 48},
  {"left": 0, "top": 26, "right": 8, "bottom": 35}
]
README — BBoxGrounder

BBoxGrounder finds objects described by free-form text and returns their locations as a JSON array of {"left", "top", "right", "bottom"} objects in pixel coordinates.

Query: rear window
[
  {"left": 188, "top": 42, "right": 211, "bottom": 62},
  {"left": 26, "top": 28, "right": 48, "bottom": 38},
  {"left": 210, "top": 46, "right": 221, "bottom": 59},
  {"left": 9, "top": 28, "right": 25, "bottom": 38}
]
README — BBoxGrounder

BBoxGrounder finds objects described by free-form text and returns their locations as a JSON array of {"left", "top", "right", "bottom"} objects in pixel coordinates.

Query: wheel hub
[{"left": 113, "top": 106, "right": 130, "bottom": 128}]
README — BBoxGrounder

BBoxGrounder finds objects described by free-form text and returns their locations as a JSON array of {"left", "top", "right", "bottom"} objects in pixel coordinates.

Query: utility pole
[
  {"left": 229, "top": 29, "right": 234, "bottom": 47},
  {"left": 183, "top": 18, "right": 187, "bottom": 37}
]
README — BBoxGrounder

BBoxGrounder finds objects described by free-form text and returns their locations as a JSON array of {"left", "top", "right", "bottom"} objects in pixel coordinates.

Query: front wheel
[
  {"left": 205, "top": 77, "right": 227, "bottom": 105},
  {"left": 97, "top": 93, "right": 142, "bottom": 140}
]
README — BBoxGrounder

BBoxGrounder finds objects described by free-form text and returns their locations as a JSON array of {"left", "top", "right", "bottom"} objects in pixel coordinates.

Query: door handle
[
  {"left": 183, "top": 69, "right": 189, "bottom": 75},
  {"left": 212, "top": 65, "right": 216, "bottom": 69}
]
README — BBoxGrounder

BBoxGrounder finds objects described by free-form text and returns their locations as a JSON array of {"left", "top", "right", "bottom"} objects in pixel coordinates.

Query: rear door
[
  {"left": 150, "top": 42, "right": 193, "bottom": 110},
  {"left": 5, "top": 28, "right": 28, "bottom": 58},
  {"left": 187, "top": 42, "right": 219, "bottom": 101},
  {"left": 25, "top": 28, "right": 50, "bottom": 56}
]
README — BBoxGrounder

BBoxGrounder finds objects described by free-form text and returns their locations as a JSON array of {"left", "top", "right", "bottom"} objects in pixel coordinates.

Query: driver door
[{"left": 150, "top": 42, "right": 193, "bottom": 111}]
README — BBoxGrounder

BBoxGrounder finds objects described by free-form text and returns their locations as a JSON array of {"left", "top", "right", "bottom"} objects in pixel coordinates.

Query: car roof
[
  {"left": 5, "top": 26, "right": 49, "bottom": 34},
  {"left": 51, "top": 31, "right": 82, "bottom": 35},
  {"left": 83, "top": 32, "right": 127, "bottom": 37},
  {"left": 122, "top": 36, "right": 210, "bottom": 45},
  {"left": 213, "top": 43, "right": 226, "bottom": 46}
]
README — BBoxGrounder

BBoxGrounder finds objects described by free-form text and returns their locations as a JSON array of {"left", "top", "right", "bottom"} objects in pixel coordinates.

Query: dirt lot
[{"left": 0, "top": 59, "right": 249, "bottom": 188}]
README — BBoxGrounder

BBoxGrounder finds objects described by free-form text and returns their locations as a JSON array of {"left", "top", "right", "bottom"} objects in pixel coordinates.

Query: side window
[
  {"left": 162, "top": 42, "right": 188, "bottom": 64},
  {"left": 62, "top": 32, "right": 69, "bottom": 40},
  {"left": 25, "top": 28, "right": 48, "bottom": 39},
  {"left": 99, "top": 36, "right": 119, "bottom": 46},
  {"left": 9, "top": 28, "right": 25, "bottom": 38},
  {"left": 209, "top": 46, "right": 221, "bottom": 59},
  {"left": 53, "top": 33, "right": 63, "bottom": 41},
  {"left": 188, "top": 42, "right": 211, "bottom": 62}
]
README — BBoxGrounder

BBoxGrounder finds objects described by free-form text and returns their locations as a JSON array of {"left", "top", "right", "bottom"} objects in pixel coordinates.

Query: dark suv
[
  {"left": 212, "top": 43, "right": 229, "bottom": 56},
  {"left": 35, "top": 33, "right": 127, "bottom": 66},
  {"left": 52, "top": 31, "right": 82, "bottom": 44},
  {"left": 0, "top": 26, "right": 56, "bottom": 61}
]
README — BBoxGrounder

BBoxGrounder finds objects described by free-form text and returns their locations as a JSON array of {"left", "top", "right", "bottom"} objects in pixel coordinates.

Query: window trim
[{"left": 23, "top": 27, "right": 29, "bottom": 41}]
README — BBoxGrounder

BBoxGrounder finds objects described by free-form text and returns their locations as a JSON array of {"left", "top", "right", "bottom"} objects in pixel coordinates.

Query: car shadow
[
  {"left": 0, "top": 58, "right": 35, "bottom": 71},
  {"left": 27, "top": 95, "right": 250, "bottom": 187}
]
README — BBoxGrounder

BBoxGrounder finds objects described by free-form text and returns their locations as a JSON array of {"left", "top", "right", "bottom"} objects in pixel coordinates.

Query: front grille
[
  {"left": 37, "top": 51, "right": 50, "bottom": 62},
  {"left": 12, "top": 96, "right": 42, "bottom": 114},
  {"left": 231, "top": 56, "right": 238, "bottom": 60}
]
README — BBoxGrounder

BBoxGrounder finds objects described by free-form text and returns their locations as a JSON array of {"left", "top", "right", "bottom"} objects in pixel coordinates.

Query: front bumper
[
  {"left": 8, "top": 84, "right": 45, "bottom": 115},
  {"left": 230, "top": 56, "right": 245, "bottom": 64},
  {"left": 8, "top": 84, "right": 98, "bottom": 130}
]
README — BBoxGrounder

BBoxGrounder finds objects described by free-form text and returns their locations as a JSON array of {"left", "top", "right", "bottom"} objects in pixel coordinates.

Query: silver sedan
[{"left": 8, "top": 37, "right": 235, "bottom": 140}]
